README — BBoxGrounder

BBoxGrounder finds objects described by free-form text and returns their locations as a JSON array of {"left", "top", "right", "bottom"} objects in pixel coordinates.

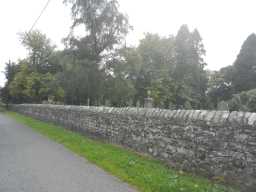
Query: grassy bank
[{"left": 6, "top": 111, "right": 236, "bottom": 192}]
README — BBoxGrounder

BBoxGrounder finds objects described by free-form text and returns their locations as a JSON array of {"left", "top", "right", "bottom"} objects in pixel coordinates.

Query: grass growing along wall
[{"left": 6, "top": 112, "right": 237, "bottom": 192}]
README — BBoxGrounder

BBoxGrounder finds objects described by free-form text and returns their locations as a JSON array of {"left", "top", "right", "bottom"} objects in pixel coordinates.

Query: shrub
[{"left": 228, "top": 89, "right": 256, "bottom": 112}]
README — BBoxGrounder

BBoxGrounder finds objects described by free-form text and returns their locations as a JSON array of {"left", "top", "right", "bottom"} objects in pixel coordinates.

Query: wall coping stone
[{"left": 14, "top": 104, "right": 256, "bottom": 128}]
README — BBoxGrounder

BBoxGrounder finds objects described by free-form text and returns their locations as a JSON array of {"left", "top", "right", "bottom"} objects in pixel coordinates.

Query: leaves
[
  {"left": 65, "top": 0, "right": 131, "bottom": 60},
  {"left": 20, "top": 30, "right": 56, "bottom": 73},
  {"left": 232, "top": 34, "right": 256, "bottom": 92}
]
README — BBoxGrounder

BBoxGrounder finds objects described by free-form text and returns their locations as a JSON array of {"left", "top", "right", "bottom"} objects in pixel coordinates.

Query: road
[{"left": 0, "top": 114, "right": 136, "bottom": 192}]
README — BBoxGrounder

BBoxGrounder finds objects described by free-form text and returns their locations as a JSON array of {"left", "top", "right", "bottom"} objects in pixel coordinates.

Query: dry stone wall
[{"left": 11, "top": 104, "right": 256, "bottom": 191}]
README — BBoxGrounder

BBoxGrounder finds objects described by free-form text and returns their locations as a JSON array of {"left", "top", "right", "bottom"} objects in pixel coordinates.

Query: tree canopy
[
  {"left": 232, "top": 34, "right": 256, "bottom": 92},
  {"left": 2, "top": 0, "right": 256, "bottom": 112}
]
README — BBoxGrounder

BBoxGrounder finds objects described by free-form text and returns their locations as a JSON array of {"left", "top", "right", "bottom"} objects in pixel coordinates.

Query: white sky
[{"left": 1, "top": 0, "right": 256, "bottom": 86}]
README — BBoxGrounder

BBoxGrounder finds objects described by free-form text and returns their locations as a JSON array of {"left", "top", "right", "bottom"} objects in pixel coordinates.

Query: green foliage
[
  {"left": 149, "top": 79, "right": 175, "bottom": 108},
  {"left": 0, "top": 31, "right": 64, "bottom": 104},
  {"left": 1, "top": 24, "right": 210, "bottom": 109},
  {"left": 20, "top": 30, "right": 57, "bottom": 73},
  {"left": 232, "top": 34, "right": 256, "bottom": 92},
  {"left": 0, "top": 99, "right": 6, "bottom": 112},
  {"left": 134, "top": 34, "right": 176, "bottom": 107},
  {"left": 54, "top": 0, "right": 131, "bottom": 106},
  {"left": 105, "top": 75, "right": 135, "bottom": 107},
  {"left": 217, "top": 101, "right": 229, "bottom": 111},
  {"left": 4, "top": 0, "right": 256, "bottom": 111},
  {"left": 8, "top": 112, "right": 237, "bottom": 192},
  {"left": 24, "top": 72, "right": 64, "bottom": 102},
  {"left": 228, "top": 89, "right": 256, "bottom": 112},
  {"left": 8, "top": 63, "right": 64, "bottom": 103},
  {"left": 57, "top": 60, "right": 104, "bottom": 105},
  {"left": 9, "top": 64, "right": 30, "bottom": 103},
  {"left": 0, "top": 0, "right": 255, "bottom": 111},
  {"left": 207, "top": 33, "right": 256, "bottom": 110},
  {"left": 174, "top": 25, "right": 208, "bottom": 109},
  {"left": 0, "top": 61, "right": 20, "bottom": 104},
  {"left": 0, "top": 86, "right": 9, "bottom": 104},
  {"left": 64, "top": 0, "right": 130, "bottom": 60},
  {"left": 122, "top": 31, "right": 207, "bottom": 109},
  {"left": 207, "top": 70, "right": 233, "bottom": 108},
  {"left": 4, "top": 60, "right": 19, "bottom": 83}
]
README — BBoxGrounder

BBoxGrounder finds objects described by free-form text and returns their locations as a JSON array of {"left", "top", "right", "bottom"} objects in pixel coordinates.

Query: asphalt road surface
[{"left": 0, "top": 114, "right": 136, "bottom": 192}]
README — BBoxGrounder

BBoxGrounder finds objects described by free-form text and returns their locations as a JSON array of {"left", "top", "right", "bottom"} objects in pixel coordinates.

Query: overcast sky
[{"left": 0, "top": 0, "right": 256, "bottom": 86}]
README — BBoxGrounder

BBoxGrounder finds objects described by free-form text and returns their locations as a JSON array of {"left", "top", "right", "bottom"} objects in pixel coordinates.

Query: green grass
[{"left": 6, "top": 111, "right": 237, "bottom": 192}]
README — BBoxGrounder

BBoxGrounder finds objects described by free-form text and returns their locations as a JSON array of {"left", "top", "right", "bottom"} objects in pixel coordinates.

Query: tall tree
[
  {"left": 174, "top": 25, "right": 208, "bottom": 108},
  {"left": 0, "top": 61, "right": 19, "bottom": 104},
  {"left": 104, "top": 47, "right": 141, "bottom": 106},
  {"left": 64, "top": 0, "right": 130, "bottom": 61},
  {"left": 63, "top": 0, "right": 131, "bottom": 105},
  {"left": 138, "top": 34, "right": 175, "bottom": 80},
  {"left": 232, "top": 33, "right": 256, "bottom": 92},
  {"left": 137, "top": 34, "right": 176, "bottom": 107}
]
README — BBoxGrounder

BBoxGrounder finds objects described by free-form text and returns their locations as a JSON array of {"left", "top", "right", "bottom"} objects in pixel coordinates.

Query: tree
[
  {"left": 1, "top": 21, "right": 215, "bottom": 109},
  {"left": 4, "top": 60, "right": 19, "bottom": 83},
  {"left": 135, "top": 34, "right": 176, "bottom": 107},
  {"left": 64, "top": 0, "right": 130, "bottom": 61},
  {"left": 20, "top": 30, "right": 57, "bottom": 73},
  {"left": 104, "top": 74, "right": 135, "bottom": 107},
  {"left": 0, "top": 61, "right": 19, "bottom": 104},
  {"left": 103, "top": 28, "right": 208, "bottom": 109},
  {"left": 207, "top": 33, "right": 256, "bottom": 109},
  {"left": 174, "top": 25, "right": 192, "bottom": 81},
  {"left": 138, "top": 33, "right": 175, "bottom": 80},
  {"left": 228, "top": 89, "right": 256, "bottom": 112},
  {"left": 207, "top": 70, "right": 233, "bottom": 108},
  {"left": 104, "top": 47, "right": 140, "bottom": 106},
  {"left": 8, "top": 63, "right": 64, "bottom": 103},
  {"left": 57, "top": 61, "right": 93, "bottom": 105},
  {"left": 23, "top": 72, "right": 64, "bottom": 103},
  {"left": 2, "top": 31, "right": 64, "bottom": 104},
  {"left": 62, "top": 0, "right": 131, "bottom": 106},
  {"left": 8, "top": 63, "right": 30, "bottom": 103},
  {"left": 232, "top": 34, "right": 256, "bottom": 92},
  {"left": 174, "top": 25, "right": 208, "bottom": 108}
]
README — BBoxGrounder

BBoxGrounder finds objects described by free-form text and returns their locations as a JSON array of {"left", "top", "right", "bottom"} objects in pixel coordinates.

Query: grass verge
[{"left": 6, "top": 111, "right": 237, "bottom": 192}]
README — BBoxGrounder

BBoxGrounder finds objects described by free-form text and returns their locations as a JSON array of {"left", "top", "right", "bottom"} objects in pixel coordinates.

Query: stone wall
[{"left": 11, "top": 104, "right": 256, "bottom": 191}]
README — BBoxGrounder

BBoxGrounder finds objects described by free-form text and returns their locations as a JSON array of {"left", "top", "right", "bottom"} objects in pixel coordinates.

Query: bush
[{"left": 228, "top": 89, "right": 256, "bottom": 112}]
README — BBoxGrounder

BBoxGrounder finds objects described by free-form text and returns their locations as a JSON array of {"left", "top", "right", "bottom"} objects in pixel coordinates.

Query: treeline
[{"left": 1, "top": 0, "right": 256, "bottom": 111}]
